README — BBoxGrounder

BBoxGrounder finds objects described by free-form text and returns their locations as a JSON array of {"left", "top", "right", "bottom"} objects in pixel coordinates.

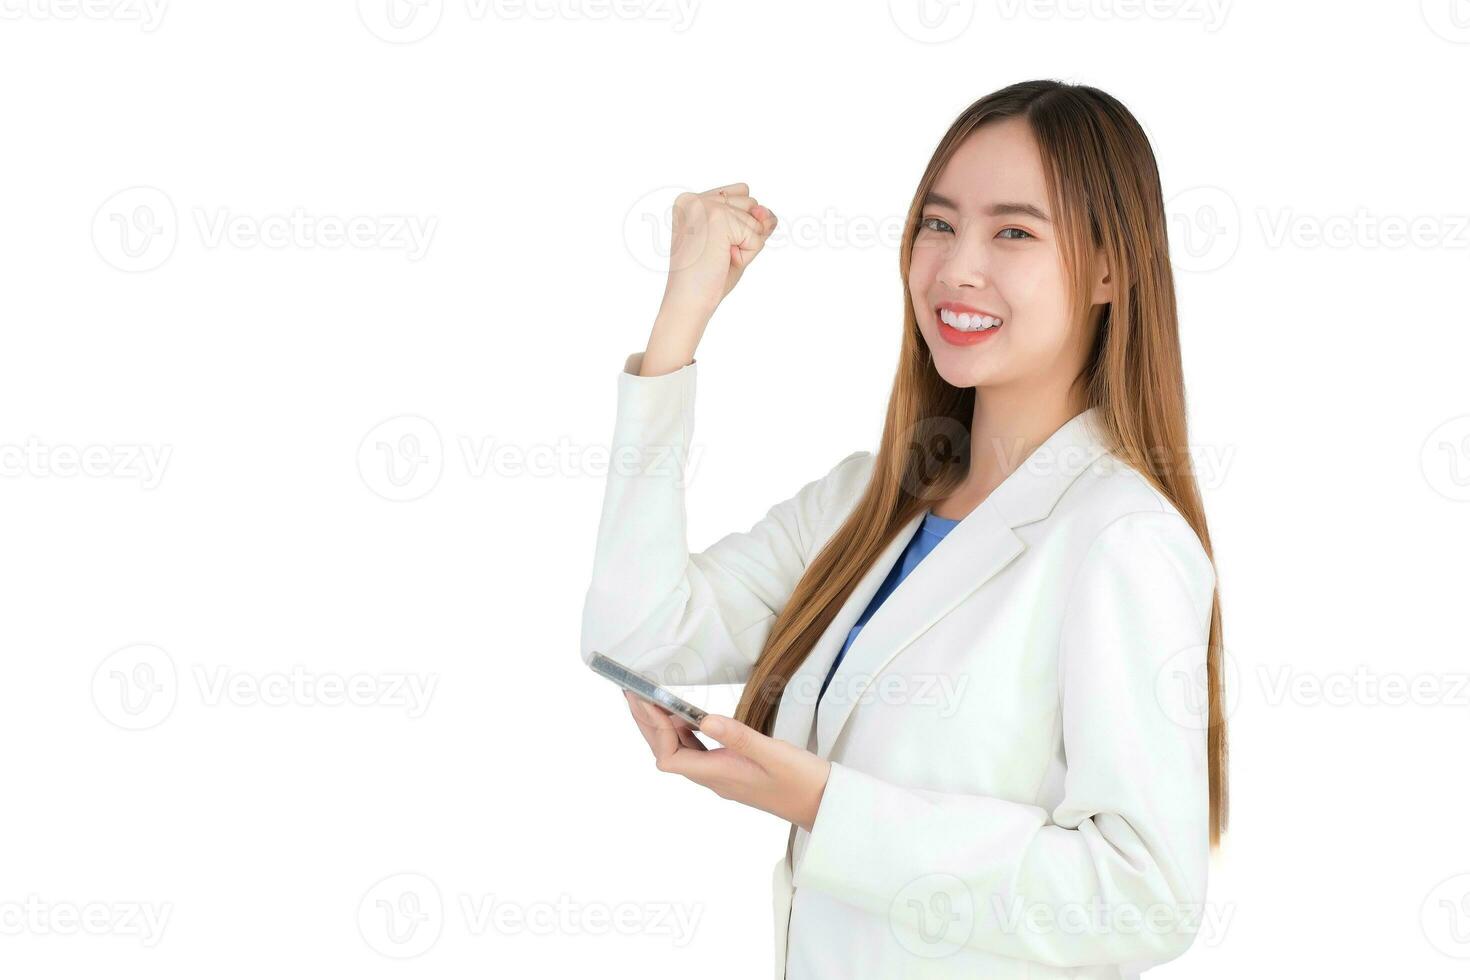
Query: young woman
[{"left": 580, "top": 79, "right": 1227, "bottom": 980}]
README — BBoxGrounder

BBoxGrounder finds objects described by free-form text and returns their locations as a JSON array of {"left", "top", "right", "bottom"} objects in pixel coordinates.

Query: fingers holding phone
[{"left": 624, "top": 690, "right": 709, "bottom": 756}]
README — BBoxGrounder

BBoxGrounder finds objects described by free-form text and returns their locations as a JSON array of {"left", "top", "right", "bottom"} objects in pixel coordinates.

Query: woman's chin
[{"left": 929, "top": 351, "right": 997, "bottom": 389}]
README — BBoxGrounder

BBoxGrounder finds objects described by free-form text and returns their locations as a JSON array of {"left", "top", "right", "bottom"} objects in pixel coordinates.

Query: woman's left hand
[{"left": 623, "top": 690, "right": 831, "bottom": 832}]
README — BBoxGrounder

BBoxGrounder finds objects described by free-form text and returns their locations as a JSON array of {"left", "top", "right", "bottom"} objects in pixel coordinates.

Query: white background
[{"left": 3, "top": 0, "right": 1469, "bottom": 976}]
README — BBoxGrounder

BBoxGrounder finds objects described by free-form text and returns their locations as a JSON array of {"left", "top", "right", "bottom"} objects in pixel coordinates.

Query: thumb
[{"left": 699, "top": 713, "right": 764, "bottom": 757}]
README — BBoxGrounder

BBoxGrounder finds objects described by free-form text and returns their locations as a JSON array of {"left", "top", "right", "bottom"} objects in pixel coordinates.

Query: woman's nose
[{"left": 936, "top": 224, "right": 991, "bottom": 290}]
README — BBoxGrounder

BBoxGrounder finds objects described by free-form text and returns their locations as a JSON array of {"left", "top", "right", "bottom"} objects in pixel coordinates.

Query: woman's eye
[{"left": 920, "top": 217, "right": 1032, "bottom": 240}]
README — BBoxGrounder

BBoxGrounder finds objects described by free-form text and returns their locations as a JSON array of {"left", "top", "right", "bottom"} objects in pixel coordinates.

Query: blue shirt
[{"left": 817, "top": 509, "right": 962, "bottom": 703}]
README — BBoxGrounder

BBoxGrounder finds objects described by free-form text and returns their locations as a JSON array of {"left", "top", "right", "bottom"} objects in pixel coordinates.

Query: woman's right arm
[
  {"left": 578, "top": 343, "right": 869, "bottom": 688},
  {"left": 578, "top": 182, "right": 864, "bottom": 688}
]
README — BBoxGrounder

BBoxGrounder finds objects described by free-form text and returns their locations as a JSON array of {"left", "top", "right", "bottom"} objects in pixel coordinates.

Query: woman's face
[{"left": 908, "top": 116, "right": 1107, "bottom": 396}]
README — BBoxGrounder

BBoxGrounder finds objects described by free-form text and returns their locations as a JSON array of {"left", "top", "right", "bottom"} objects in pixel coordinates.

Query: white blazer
[{"left": 580, "top": 352, "right": 1218, "bottom": 980}]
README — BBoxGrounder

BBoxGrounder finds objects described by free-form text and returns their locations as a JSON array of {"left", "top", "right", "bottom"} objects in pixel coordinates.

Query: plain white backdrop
[{"left": 2, "top": 1, "right": 1468, "bottom": 976}]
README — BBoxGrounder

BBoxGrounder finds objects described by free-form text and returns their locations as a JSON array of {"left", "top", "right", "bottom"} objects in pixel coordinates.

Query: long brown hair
[{"left": 733, "top": 79, "right": 1228, "bottom": 849}]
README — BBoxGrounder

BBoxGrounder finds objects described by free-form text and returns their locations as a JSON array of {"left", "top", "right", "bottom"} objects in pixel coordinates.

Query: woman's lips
[{"left": 937, "top": 318, "right": 1002, "bottom": 347}]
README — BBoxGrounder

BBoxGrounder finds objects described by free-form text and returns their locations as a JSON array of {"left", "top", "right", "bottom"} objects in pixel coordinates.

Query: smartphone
[{"left": 588, "top": 651, "right": 708, "bottom": 727}]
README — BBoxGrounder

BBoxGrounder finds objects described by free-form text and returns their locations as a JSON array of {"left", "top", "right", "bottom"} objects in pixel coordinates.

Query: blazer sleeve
[
  {"left": 792, "top": 509, "right": 1218, "bottom": 970},
  {"left": 578, "top": 350, "right": 868, "bottom": 688}
]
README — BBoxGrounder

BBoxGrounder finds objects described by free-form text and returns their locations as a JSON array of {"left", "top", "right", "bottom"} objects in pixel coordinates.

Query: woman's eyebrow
[{"left": 922, "top": 191, "right": 1052, "bottom": 223}]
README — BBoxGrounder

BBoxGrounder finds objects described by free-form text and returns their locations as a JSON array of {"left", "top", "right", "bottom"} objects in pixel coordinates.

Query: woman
[{"left": 580, "top": 79, "right": 1227, "bottom": 980}]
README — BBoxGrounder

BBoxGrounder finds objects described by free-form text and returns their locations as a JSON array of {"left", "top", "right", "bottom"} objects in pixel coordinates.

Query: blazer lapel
[
  {"left": 813, "top": 499, "right": 1023, "bottom": 757},
  {"left": 773, "top": 406, "right": 1110, "bottom": 759},
  {"left": 771, "top": 509, "right": 925, "bottom": 751}
]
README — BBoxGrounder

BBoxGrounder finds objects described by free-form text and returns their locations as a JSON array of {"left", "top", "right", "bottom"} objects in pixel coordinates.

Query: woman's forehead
[{"left": 932, "top": 122, "right": 1048, "bottom": 212}]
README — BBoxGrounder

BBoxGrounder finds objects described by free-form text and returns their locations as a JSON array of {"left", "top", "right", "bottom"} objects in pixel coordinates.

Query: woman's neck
[{"left": 931, "top": 387, "right": 1088, "bottom": 521}]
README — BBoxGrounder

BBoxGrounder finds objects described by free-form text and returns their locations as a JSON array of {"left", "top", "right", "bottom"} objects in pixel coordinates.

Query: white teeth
[{"left": 939, "top": 309, "right": 1002, "bottom": 331}]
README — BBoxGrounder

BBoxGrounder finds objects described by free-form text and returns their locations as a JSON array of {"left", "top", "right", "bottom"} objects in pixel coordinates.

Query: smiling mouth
[
  {"left": 934, "top": 305, "right": 1004, "bottom": 347},
  {"left": 936, "top": 307, "right": 1003, "bottom": 332}
]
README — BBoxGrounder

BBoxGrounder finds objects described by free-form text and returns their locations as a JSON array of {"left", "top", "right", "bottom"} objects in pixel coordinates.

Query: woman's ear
[{"left": 1089, "top": 249, "right": 1115, "bottom": 306}]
